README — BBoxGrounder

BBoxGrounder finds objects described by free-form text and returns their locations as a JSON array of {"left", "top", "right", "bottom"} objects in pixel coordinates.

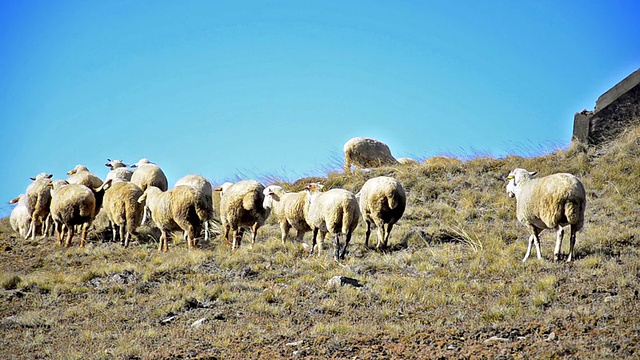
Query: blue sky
[{"left": 1, "top": 1, "right": 639, "bottom": 218}]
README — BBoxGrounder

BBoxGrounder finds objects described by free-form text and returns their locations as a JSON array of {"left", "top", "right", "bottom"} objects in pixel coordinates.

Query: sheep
[
  {"left": 102, "top": 180, "right": 144, "bottom": 247},
  {"left": 66, "top": 164, "right": 104, "bottom": 188},
  {"left": 138, "top": 185, "right": 209, "bottom": 252},
  {"left": 25, "top": 173, "right": 54, "bottom": 239},
  {"left": 357, "top": 176, "right": 406, "bottom": 250},
  {"left": 263, "top": 185, "right": 312, "bottom": 244},
  {"left": 304, "top": 183, "right": 360, "bottom": 261},
  {"left": 9, "top": 194, "right": 30, "bottom": 238},
  {"left": 49, "top": 181, "right": 110, "bottom": 247},
  {"left": 506, "top": 168, "right": 586, "bottom": 262},
  {"left": 131, "top": 158, "right": 168, "bottom": 224},
  {"left": 105, "top": 159, "right": 133, "bottom": 182},
  {"left": 217, "top": 180, "right": 270, "bottom": 250},
  {"left": 175, "top": 174, "right": 214, "bottom": 242},
  {"left": 343, "top": 137, "right": 399, "bottom": 173}
]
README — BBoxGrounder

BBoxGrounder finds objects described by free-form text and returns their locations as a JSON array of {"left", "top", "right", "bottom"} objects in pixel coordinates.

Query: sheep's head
[
  {"left": 131, "top": 158, "right": 152, "bottom": 168},
  {"left": 67, "top": 164, "right": 89, "bottom": 175},
  {"left": 304, "top": 183, "right": 325, "bottom": 202},
  {"left": 506, "top": 168, "right": 537, "bottom": 198},
  {"left": 262, "top": 185, "right": 284, "bottom": 209},
  {"left": 214, "top": 182, "right": 234, "bottom": 197},
  {"left": 9, "top": 195, "right": 24, "bottom": 204},
  {"left": 30, "top": 173, "right": 52, "bottom": 181},
  {"left": 105, "top": 159, "right": 127, "bottom": 169}
]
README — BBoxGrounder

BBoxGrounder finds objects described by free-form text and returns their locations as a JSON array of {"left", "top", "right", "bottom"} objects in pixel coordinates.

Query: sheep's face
[
  {"left": 304, "top": 183, "right": 325, "bottom": 203},
  {"left": 262, "top": 185, "right": 282, "bottom": 210},
  {"left": 506, "top": 168, "right": 537, "bottom": 198}
]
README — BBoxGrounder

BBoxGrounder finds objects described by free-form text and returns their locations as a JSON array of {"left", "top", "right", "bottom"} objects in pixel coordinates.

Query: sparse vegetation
[{"left": 2, "top": 127, "right": 640, "bottom": 359}]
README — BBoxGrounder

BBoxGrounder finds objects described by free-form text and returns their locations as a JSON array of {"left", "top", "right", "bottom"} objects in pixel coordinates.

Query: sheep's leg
[
  {"left": 280, "top": 222, "right": 291, "bottom": 245},
  {"left": 333, "top": 233, "right": 341, "bottom": 261},
  {"left": 185, "top": 224, "right": 196, "bottom": 250},
  {"left": 203, "top": 220, "right": 209, "bottom": 242},
  {"left": 158, "top": 230, "right": 165, "bottom": 252},
  {"left": 119, "top": 225, "right": 126, "bottom": 247},
  {"left": 384, "top": 223, "right": 394, "bottom": 249},
  {"left": 231, "top": 228, "right": 238, "bottom": 250},
  {"left": 56, "top": 223, "right": 63, "bottom": 246},
  {"left": 522, "top": 234, "right": 535, "bottom": 262},
  {"left": 310, "top": 228, "right": 319, "bottom": 256},
  {"left": 340, "top": 231, "right": 352, "bottom": 260},
  {"left": 566, "top": 224, "right": 577, "bottom": 262},
  {"left": 123, "top": 230, "right": 130, "bottom": 248},
  {"left": 141, "top": 207, "right": 148, "bottom": 225},
  {"left": 25, "top": 221, "right": 34, "bottom": 240},
  {"left": 65, "top": 226, "right": 74, "bottom": 247},
  {"left": 251, "top": 223, "right": 259, "bottom": 246},
  {"left": 364, "top": 221, "right": 371, "bottom": 249},
  {"left": 319, "top": 231, "right": 326, "bottom": 253},
  {"left": 533, "top": 233, "right": 542, "bottom": 260},
  {"left": 554, "top": 226, "right": 565, "bottom": 262},
  {"left": 80, "top": 223, "right": 89, "bottom": 248},
  {"left": 295, "top": 229, "right": 305, "bottom": 243}
]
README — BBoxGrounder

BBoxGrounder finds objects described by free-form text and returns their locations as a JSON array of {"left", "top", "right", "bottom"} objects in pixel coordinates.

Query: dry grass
[{"left": 2, "top": 127, "right": 640, "bottom": 359}]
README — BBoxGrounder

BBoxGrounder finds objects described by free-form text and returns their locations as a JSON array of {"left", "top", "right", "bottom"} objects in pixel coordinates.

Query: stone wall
[{"left": 573, "top": 68, "right": 640, "bottom": 145}]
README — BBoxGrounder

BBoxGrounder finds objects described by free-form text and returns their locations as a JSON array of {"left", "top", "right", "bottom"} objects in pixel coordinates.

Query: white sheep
[
  {"left": 357, "top": 176, "right": 406, "bottom": 250},
  {"left": 9, "top": 194, "right": 30, "bottom": 238},
  {"left": 506, "top": 168, "right": 586, "bottom": 262},
  {"left": 343, "top": 137, "right": 399, "bottom": 173},
  {"left": 304, "top": 183, "right": 360, "bottom": 261},
  {"left": 66, "top": 164, "right": 104, "bottom": 188},
  {"left": 25, "top": 173, "right": 54, "bottom": 240},
  {"left": 50, "top": 181, "right": 110, "bottom": 247},
  {"left": 131, "top": 158, "right": 168, "bottom": 224},
  {"left": 263, "top": 185, "right": 312, "bottom": 244},
  {"left": 175, "top": 174, "right": 214, "bottom": 242},
  {"left": 105, "top": 159, "right": 133, "bottom": 182},
  {"left": 102, "top": 180, "right": 144, "bottom": 247},
  {"left": 217, "top": 180, "right": 270, "bottom": 250},
  {"left": 138, "top": 185, "right": 209, "bottom": 252}
]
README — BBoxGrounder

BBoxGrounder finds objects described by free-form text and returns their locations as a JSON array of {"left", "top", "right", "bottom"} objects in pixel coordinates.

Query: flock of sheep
[{"left": 8, "top": 137, "right": 587, "bottom": 262}]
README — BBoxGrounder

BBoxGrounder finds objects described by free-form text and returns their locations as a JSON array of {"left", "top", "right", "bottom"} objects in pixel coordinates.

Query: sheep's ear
[
  {"left": 9, "top": 197, "right": 19, "bottom": 204},
  {"left": 213, "top": 187, "right": 222, "bottom": 192},
  {"left": 30, "top": 177, "right": 36, "bottom": 181},
  {"left": 46, "top": 174, "right": 53, "bottom": 179},
  {"left": 107, "top": 158, "right": 112, "bottom": 162},
  {"left": 506, "top": 175, "right": 514, "bottom": 180},
  {"left": 529, "top": 171, "right": 537, "bottom": 177}
]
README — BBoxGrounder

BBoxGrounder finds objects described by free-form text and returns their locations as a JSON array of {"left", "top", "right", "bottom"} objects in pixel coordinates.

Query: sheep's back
[
  {"left": 283, "top": 191, "right": 311, "bottom": 231},
  {"left": 51, "top": 185, "right": 96, "bottom": 225},
  {"left": 104, "top": 182, "right": 143, "bottom": 225},
  {"left": 309, "top": 189, "right": 359, "bottom": 234},
  {"left": 344, "top": 137, "right": 398, "bottom": 168},
  {"left": 518, "top": 174, "right": 586, "bottom": 230},
  {"left": 221, "top": 181, "right": 268, "bottom": 227},
  {"left": 132, "top": 165, "right": 168, "bottom": 191}
]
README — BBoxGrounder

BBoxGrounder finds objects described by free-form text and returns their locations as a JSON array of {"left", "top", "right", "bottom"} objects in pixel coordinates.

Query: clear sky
[{"left": 1, "top": 1, "right": 639, "bottom": 218}]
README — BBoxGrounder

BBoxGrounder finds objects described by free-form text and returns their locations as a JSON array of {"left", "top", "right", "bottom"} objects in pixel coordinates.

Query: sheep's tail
[
  {"left": 564, "top": 200, "right": 584, "bottom": 230},
  {"left": 387, "top": 192, "right": 401, "bottom": 210},
  {"left": 195, "top": 194, "right": 211, "bottom": 223},
  {"left": 341, "top": 200, "right": 359, "bottom": 234}
]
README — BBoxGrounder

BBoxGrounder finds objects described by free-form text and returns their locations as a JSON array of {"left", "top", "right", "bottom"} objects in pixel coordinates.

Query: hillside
[{"left": 1, "top": 127, "right": 640, "bottom": 359}]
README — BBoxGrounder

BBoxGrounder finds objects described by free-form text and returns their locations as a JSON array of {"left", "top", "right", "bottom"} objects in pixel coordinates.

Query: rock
[
  {"left": 546, "top": 332, "right": 556, "bottom": 341},
  {"left": 160, "top": 316, "right": 176, "bottom": 325},
  {"left": 285, "top": 340, "right": 304, "bottom": 347},
  {"left": 326, "top": 276, "right": 363, "bottom": 289},
  {"left": 191, "top": 317, "right": 207, "bottom": 327}
]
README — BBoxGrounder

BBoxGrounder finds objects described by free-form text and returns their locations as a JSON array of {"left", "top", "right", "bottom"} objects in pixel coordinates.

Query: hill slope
[{"left": 1, "top": 128, "right": 639, "bottom": 359}]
